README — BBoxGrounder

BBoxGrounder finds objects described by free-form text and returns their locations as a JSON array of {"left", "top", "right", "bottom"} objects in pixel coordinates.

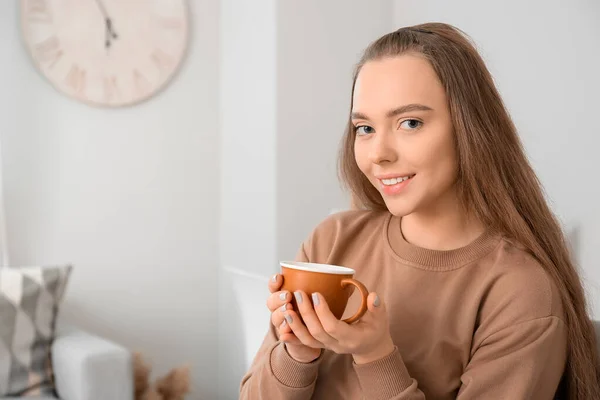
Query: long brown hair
[{"left": 340, "top": 22, "right": 600, "bottom": 399}]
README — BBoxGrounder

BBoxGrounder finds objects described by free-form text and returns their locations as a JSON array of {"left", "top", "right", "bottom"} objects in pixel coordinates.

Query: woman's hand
[
  {"left": 267, "top": 274, "right": 322, "bottom": 363},
  {"left": 282, "top": 291, "right": 396, "bottom": 364}
]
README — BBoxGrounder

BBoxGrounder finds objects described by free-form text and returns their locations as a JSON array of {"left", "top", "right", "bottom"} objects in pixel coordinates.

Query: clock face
[{"left": 21, "top": 0, "right": 189, "bottom": 107}]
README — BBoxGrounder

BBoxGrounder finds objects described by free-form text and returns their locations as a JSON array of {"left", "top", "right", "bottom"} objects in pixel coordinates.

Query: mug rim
[{"left": 280, "top": 261, "right": 355, "bottom": 275}]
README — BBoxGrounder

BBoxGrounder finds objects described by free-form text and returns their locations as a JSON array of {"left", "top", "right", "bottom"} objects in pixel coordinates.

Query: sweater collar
[{"left": 385, "top": 214, "right": 501, "bottom": 271}]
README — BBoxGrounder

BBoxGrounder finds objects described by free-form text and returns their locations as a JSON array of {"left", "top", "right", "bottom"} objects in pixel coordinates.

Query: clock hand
[
  {"left": 105, "top": 17, "right": 118, "bottom": 44},
  {"left": 93, "top": 0, "right": 118, "bottom": 49}
]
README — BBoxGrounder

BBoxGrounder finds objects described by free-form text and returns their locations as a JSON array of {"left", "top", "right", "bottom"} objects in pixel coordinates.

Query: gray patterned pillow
[{"left": 0, "top": 265, "right": 72, "bottom": 396}]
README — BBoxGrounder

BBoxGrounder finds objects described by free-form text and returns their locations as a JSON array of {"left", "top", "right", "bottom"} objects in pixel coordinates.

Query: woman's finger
[
  {"left": 312, "top": 292, "right": 349, "bottom": 339},
  {"left": 293, "top": 291, "right": 336, "bottom": 346},
  {"left": 279, "top": 318, "right": 303, "bottom": 345},
  {"left": 283, "top": 310, "right": 324, "bottom": 348},
  {"left": 266, "top": 290, "right": 291, "bottom": 312},
  {"left": 272, "top": 303, "right": 293, "bottom": 330},
  {"left": 280, "top": 332, "right": 302, "bottom": 345},
  {"left": 268, "top": 273, "right": 283, "bottom": 293}
]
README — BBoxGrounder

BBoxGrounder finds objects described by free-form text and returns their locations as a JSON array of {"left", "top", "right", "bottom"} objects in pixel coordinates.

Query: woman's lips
[{"left": 378, "top": 174, "right": 415, "bottom": 195}]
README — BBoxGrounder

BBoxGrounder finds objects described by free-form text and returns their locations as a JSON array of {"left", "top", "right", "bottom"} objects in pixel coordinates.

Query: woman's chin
[{"left": 383, "top": 199, "right": 416, "bottom": 217}]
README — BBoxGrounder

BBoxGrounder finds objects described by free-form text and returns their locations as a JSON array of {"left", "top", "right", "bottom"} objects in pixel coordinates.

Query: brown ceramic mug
[{"left": 280, "top": 261, "right": 369, "bottom": 324}]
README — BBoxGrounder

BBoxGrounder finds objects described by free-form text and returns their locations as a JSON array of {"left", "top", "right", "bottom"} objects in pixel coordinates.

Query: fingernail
[
  {"left": 280, "top": 304, "right": 287, "bottom": 312},
  {"left": 285, "top": 314, "right": 293, "bottom": 324},
  {"left": 271, "top": 274, "right": 277, "bottom": 282},
  {"left": 374, "top": 295, "right": 381, "bottom": 307},
  {"left": 281, "top": 319, "right": 287, "bottom": 328},
  {"left": 294, "top": 291, "right": 303, "bottom": 304},
  {"left": 279, "top": 291, "right": 288, "bottom": 301},
  {"left": 312, "top": 293, "right": 320, "bottom": 306}
]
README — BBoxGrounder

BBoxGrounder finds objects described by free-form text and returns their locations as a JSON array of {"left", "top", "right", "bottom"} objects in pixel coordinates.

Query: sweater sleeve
[
  {"left": 239, "top": 243, "right": 324, "bottom": 399},
  {"left": 353, "top": 316, "right": 566, "bottom": 399},
  {"left": 353, "top": 347, "right": 425, "bottom": 400},
  {"left": 457, "top": 315, "right": 567, "bottom": 399},
  {"left": 239, "top": 322, "right": 324, "bottom": 399}
]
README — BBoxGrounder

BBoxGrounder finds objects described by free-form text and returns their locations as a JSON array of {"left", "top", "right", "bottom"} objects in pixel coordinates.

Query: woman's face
[{"left": 352, "top": 54, "right": 459, "bottom": 217}]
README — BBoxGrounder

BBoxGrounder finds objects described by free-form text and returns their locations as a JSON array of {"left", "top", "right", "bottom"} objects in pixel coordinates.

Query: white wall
[
  {"left": 218, "top": 0, "right": 278, "bottom": 397},
  {"left": 392, "top": 0, "right": 600, "bottom": 314},
  {"left": 276, "top": 0, "right": 393, "bottom": 261},
  {"left": 217, "top": 1, "right": 394, "bottom": 398},
  {"left": 219, "top": 0, "right": 278, "bottom": 280},
  {"left": 0, "top": 1, "right": 219, "bottom": 398}
]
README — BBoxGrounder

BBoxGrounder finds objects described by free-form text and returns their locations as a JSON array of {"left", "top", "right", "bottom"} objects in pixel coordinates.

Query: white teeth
[{"left": 381, "top": 175, "right": 412, "bottom": 186}]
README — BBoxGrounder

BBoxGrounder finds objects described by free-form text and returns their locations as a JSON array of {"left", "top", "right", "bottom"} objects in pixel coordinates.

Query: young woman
[{"left": 240, "top": 23, "right": 600, "bottom": 399}]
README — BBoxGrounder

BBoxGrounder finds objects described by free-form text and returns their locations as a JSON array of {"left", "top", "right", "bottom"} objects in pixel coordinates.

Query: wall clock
[{"left": 21, "top": 0, "right": 189, "bottom": 107}]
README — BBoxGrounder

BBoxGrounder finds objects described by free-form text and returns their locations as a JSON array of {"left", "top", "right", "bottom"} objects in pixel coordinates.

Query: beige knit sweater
[{"left": 240, "top": 210, "right": 567, "bottom": 399}]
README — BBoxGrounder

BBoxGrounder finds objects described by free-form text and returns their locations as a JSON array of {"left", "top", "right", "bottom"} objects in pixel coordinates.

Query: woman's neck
[{"left": 400, "top": 192, "right": 485, "bottom": 251}]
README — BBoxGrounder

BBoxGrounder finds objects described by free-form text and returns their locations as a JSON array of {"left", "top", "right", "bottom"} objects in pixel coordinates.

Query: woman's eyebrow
[{"left": 351, "top": 103, "right": 434, "bottom": 120}]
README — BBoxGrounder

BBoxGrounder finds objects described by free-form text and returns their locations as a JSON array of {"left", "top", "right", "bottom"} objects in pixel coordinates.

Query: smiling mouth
[
  {"left": 379, "top": 174, "right": 415, "bottom": 186},
  {"left": 376, "top": 174, "right": 415, "bottom": 195}
]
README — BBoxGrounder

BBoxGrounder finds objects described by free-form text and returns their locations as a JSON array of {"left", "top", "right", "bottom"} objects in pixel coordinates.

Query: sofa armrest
[{"left": 51, "top": 327, "right": 134, "bottom": 400}]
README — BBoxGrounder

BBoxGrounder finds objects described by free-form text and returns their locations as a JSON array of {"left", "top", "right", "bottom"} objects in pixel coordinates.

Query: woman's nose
[{"left": 368, "top": 131, "right": 397, "bottom": 165}]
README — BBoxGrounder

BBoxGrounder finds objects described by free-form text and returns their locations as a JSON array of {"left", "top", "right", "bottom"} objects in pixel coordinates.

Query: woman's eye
[
  {"left": 400, "top": 119, "right": 423, "bottom": 130},
  {"left": 355, "top": 125, "right": 374, "bottom": 135}
]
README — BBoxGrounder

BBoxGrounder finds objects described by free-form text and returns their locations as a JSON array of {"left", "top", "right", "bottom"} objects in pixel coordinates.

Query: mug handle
[{"left": 340, "top": 278, "right": 369, "bottom": 324}]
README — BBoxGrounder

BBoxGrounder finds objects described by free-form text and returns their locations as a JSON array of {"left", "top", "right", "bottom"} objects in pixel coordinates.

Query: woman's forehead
[{"left": 353, "top": 55, "right": 445, "bottom": 116}]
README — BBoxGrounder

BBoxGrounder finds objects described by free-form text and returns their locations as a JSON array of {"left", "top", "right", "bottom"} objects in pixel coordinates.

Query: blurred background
[{"left": 0, "top": 0, "right": 599, "bottom": 399}]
